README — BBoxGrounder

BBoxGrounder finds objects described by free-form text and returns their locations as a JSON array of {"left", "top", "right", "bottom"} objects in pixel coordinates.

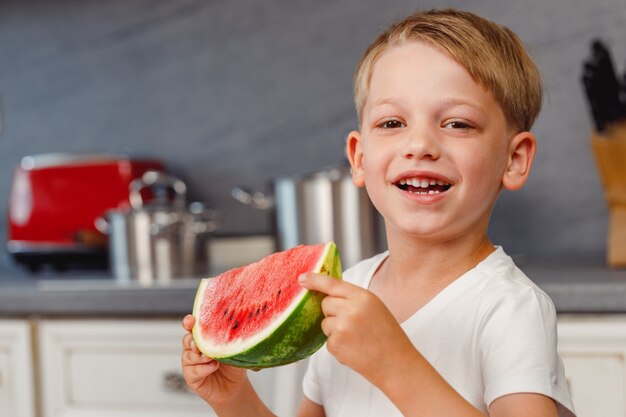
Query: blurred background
[
  {"left": 0, "top": 0, "right": 623, "bottom": 273},
  {"left": 2, "top": 2, "right": 626, "bottom": 416}
]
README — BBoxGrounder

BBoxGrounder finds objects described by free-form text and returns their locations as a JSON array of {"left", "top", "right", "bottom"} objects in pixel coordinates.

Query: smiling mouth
[{"left": 395, "top": 178, "right": 452, "bottom": 195}]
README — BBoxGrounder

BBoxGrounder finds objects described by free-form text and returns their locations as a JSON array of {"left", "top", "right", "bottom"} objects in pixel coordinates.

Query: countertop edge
[{"left": 3, "top": 262, "right": 626, "bottom": 317}]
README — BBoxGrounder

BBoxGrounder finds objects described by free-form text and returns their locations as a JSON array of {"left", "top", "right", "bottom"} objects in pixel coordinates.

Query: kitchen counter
[
  {"left": 1, "top": 260, "right": 626, "bottom": 317},
  {"left": 522, "top": 261, "right": 626, "bottom": 313},
  {"left": 0, "top": 275, "right": 200, "bottom": 317},
  {"left": 0, "top": 233, "right": 278, "bottom": 318}
]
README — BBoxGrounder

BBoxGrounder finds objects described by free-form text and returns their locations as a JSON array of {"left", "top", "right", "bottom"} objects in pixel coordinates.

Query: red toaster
[{"left": 7, "top": 153, "right": 165, "bottom": 272}]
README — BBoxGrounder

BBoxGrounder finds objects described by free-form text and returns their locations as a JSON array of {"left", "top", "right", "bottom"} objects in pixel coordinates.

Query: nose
[{"left": 402, "top": 127, "right": 441, "bottom": 160}]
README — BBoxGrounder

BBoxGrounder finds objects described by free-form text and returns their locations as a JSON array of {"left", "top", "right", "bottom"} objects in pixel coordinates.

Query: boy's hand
[
  {"left": 298, "top": 273, "right": 416, "bottom": 386},
  {"left": 181, "top": 314, "right": 248, "bottom": 408}
]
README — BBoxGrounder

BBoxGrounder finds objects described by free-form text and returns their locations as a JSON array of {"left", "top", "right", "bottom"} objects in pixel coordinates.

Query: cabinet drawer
[
  {"left": 38, "top": 319, "right": 303, "bottom": 417},
  {"left": 67, "top": 347, "right": 202, "bottom": 407},
  {"left": 39, "top": 320, "right": 212, "bottom": 417}
]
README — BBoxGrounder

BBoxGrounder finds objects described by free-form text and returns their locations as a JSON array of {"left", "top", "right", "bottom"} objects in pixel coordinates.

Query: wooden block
[
  {"left": 608, "top": 207, "right": 626, "bottom": 267},
  {"left": 591, "top": 126, "right": 626, "bottom": 207},
  {"left": 591, "top": 122, "right": 626, "bottom": 267}
]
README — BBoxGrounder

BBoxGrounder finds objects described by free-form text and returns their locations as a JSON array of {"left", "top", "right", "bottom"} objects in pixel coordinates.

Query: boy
[{"left": 181, "top": 8, "right": 576, "bottom": 417}]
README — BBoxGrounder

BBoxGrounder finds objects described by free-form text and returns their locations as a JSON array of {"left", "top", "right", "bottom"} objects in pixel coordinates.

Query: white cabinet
[
  {"left": 0, "top": 320, "right": 35, "bottom": 417},
  {"left": 37, "top": 319, "right": 302, "bottom": 417},
  {"left": 38, "top": 319, "right": 210, "bottom": 417},
  {"left": 558, "top": 316, "right": 626, "bottom": 417},
  {"left": 3, "top": 314, "right": 626, "bottom": 416}
]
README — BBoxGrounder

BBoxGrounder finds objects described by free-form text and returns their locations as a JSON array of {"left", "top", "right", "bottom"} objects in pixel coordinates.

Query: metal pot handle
[
  {"left": 129, "top": 171, "right": 187, "bottom": 209},
  {"left": 231, "top": 187, "right": 273, "bottom": 210}
]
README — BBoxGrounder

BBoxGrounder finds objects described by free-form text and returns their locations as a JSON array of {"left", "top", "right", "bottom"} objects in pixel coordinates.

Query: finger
[
  {"left": 191, "top": 361, "right": 220, "bottom": 377},
  {"left": 320, "top": 295, "right": 345, "bottom": 317},
  {"left": 299, "top": 273, "right": 354, "bottom": 297},
  {"left": 320, "top": 316, "right": 336, "bottom": 337},
  {"left": 182, "top": 314, "right": 195, "bottom": 332},
  {"left": 185, "top": 361, "right": 220, "bottom": 384},
  {"left": 182, "top": 332, "right": 192, "bottom": 350},
  {"left": 183, "top": 348, "right": 214, "bottom": 366},
  {"left": 182, "top": 333, "right": 201, "bottom": 353}
]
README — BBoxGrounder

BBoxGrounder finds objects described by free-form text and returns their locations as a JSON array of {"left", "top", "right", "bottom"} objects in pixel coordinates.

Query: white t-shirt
[{"left": 302, "top": 247, "right": 576, "bottom": 416}]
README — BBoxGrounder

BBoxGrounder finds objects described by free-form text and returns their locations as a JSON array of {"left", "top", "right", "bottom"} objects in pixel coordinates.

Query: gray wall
[{"left": 0, "top": 0, "right": 624, "bottom": 270}]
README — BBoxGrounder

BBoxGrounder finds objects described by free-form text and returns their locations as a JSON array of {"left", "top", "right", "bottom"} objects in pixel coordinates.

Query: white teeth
[
  {"left": 398, "top": 177, "right": 451, "bottom": 190},
  {"left": 408, "top": 190, "right": 441, "bottom": 195}
]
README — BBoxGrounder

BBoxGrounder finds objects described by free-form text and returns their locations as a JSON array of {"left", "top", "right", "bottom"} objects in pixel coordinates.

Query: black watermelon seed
[
  {"left": 232, "top": 320, "right": 239, "bottom": 330},
  {"left": 228, "top": 312, "right": 234, "bottom": 321},
  {"left": 223, "top": 308, "right": 228, "bottom": 315},
  {"left": 248, "top": 312, "right": 253, "bottom": 319},
  {"left": 256, "top": 308, "right": 260, "bottom": 315},
  {"left": 263, "top": 303, "right": 267, "bottom": 312}
]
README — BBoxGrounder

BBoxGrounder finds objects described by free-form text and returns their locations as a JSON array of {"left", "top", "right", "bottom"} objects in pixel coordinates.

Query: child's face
[{"left": 348, "top": 41, "right": 529, "bottom": 242}]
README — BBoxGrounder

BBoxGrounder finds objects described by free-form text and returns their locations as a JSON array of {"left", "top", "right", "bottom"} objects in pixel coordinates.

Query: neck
[{"left": 381, "top": 226, "right": 495, "bottom": 288}]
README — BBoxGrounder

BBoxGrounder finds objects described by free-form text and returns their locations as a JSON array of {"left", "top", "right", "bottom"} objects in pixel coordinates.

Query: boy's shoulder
[
  {"left": 476, "top": 247, "right": 540, "bottom": 288},
  {"left": 474, "top": 247, "right": 556, "bottom": 314}
]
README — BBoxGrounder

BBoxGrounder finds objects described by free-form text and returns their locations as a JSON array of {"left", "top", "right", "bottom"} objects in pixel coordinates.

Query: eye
[
  {"left": 377, "top": 119, "right": 405, "bottom": 129},
  {"left": 443, "top": 120, "right": 473, "bottom": 130}
]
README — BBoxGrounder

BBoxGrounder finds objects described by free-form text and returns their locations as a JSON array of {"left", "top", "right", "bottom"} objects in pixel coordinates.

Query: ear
[
  {"left": 502, "top": 131, "right": 537, "bottom": 191},
  {"left": 346, "top": 130, "right": 366, "bottom": 188}
]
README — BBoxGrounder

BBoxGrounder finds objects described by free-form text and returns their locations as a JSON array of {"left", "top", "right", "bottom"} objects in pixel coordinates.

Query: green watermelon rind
[{"left": 192, "top": 242, "right": 342, "bottom": 370}]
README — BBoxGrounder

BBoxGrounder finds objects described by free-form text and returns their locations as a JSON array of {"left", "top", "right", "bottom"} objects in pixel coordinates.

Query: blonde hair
[{"left": 354, "top": 9, "right": 543, "bottom": 133}]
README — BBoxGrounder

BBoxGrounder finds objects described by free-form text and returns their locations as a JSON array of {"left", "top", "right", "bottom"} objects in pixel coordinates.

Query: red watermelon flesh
[
  {"left": 192, "top": 242, "right": 342, "bottom": 369},
  {"left": 197, "top": 243, "right": 324, "bottom": 344}
]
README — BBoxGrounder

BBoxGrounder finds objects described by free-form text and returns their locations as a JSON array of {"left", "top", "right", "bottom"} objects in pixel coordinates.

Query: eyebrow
[
  {"left": 368, "top": 97, "right": 399, "bottom": 108},
  {"left": 439, "top": 98, "right": 487, "bottom": 116},
  {"left": 367, "top": 97, "right": 488, "bottom": 118},
  {"left": 370, "top": 95, "right": 486, "bottom": 107}
]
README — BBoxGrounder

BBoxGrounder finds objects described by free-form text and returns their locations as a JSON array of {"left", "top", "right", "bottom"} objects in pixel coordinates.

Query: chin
[{"left": 387, "top": 218, "right": 449, "bottom": 239}]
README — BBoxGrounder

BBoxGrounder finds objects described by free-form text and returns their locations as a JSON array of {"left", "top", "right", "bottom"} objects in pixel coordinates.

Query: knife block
[{"left": 591, "top": 122, "right": 626, "bottom": 267}]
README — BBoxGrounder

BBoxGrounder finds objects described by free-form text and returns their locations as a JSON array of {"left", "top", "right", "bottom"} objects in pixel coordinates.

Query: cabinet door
[
  {"left": 0, "top": 320, "right": 35, "bottom": 417},
  {"left": 558, "top": 316, "right": 626, "bottom": 417},
  {"left": 38, "top": 319, "right": 294, "bottom": 417}
]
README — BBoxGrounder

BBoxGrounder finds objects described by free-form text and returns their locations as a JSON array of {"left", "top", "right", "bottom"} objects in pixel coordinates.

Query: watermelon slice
[{"left": 192, "top": 242, "right": 342, "bottom": 369}]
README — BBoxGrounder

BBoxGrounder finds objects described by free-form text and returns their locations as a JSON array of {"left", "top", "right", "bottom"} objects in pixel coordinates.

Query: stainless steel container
[
  {"left": 233, "top": 166, "right": 381, "bottom": 268},
  {"left": 100, "top": 171, "right": 217, "bottom": 284}
]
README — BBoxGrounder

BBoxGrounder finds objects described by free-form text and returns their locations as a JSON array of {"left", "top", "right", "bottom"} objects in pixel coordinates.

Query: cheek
[
  {"left": 362, "top": 167, "right": 385, "bottom": 202},
  {"left": 461, "top": 150, "right": 507, "bottom": 197},
  {"left": 360, "top": 153, "right": 391, "bottom": 212},
  {"left": 361, "top": 142, "right": 388, "bottom": 177}
]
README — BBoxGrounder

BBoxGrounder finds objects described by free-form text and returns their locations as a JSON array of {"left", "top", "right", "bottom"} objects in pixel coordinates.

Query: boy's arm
[
  {"left": 209, "top": 379, "right": 277, "bottom": 417},
  {"left": 379, "top": 345, "right": 558, "bottom": 417},
  {"left": 490, "top": 394, "right": 558, "bottom": 417},
  {"left": 298, "top": 274, "right": 559, "bottom": 417}
]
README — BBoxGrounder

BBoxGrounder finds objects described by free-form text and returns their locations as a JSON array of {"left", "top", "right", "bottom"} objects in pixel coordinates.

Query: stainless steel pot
[
  {"left": 99, "top": 171, "right": 217, "bottom": 284},
  {"left": 233, "top": 165, "right": 382, "bottom": 268}
]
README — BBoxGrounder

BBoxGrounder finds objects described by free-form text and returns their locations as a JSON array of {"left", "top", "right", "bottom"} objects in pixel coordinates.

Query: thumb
[{"left": 299, "top": 272, "right": 349, "bottom": 297}]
